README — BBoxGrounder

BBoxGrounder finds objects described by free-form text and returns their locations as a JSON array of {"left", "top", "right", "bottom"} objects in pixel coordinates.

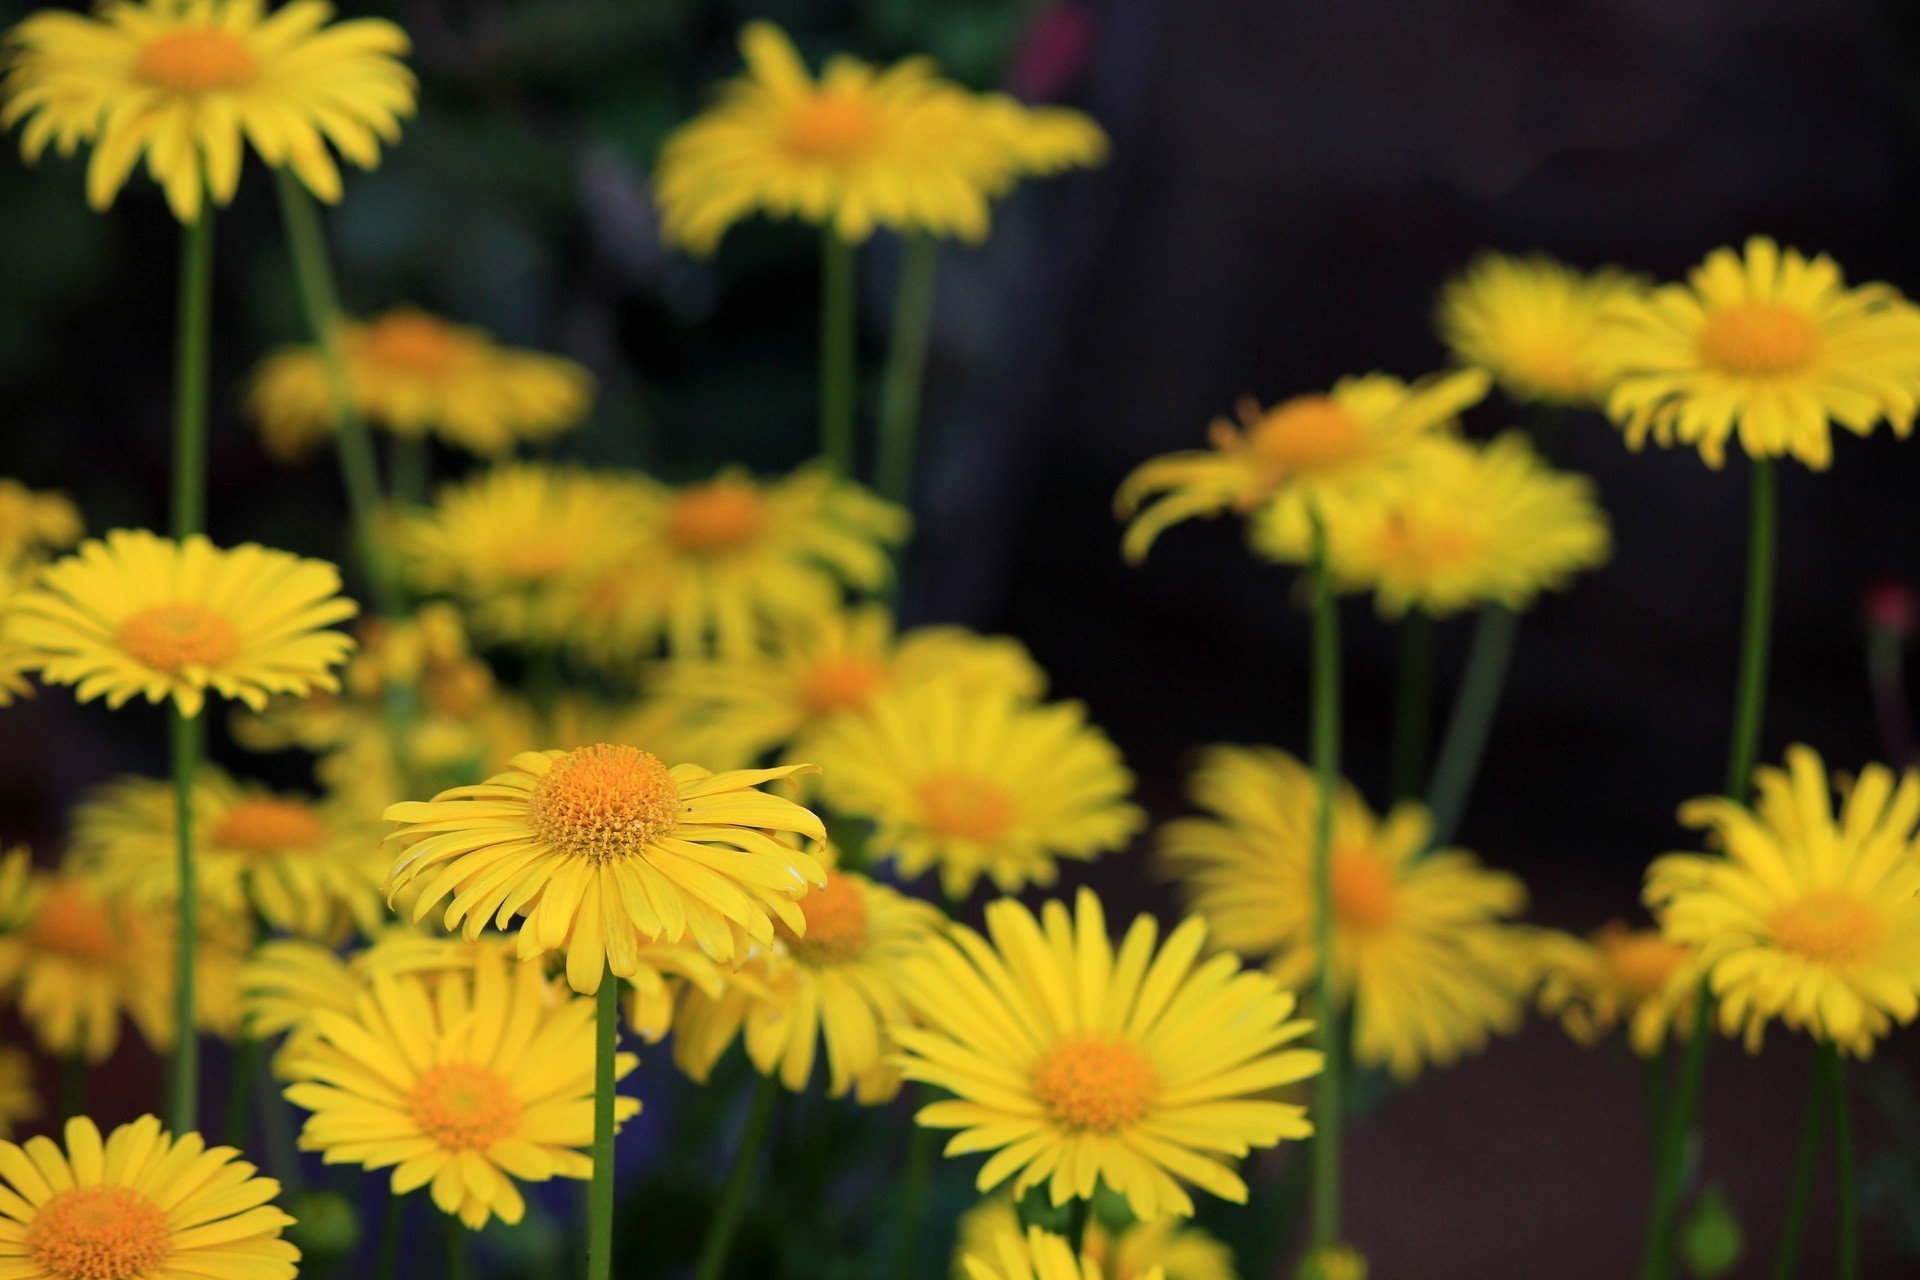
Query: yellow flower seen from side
[
  {"left": 809, "top": 679, "right": 1143, "bottom": 900},
  {"left": 673, "top": 862, "right": 944, "bottom": 1102},
  {"left": 0, "top": 1114, "right": 299, "bottom": 1280},
  {"left": 4, "top": 529, "right": 357, "bottom": 717},
  {"left": 0, "top": 1050, "right": 39, "bottom": 1141},
  {"left": 1531, "top": 922, "right": 1701, "bottom": 1058},
  {"left": 1157, "top": 746, "right": 1532, "bottom": 1080},
  {"left": 1645, "top": 745, "right": 1920, "bottom": 1056},
  {"left": 1, "top": 0, "right": 415, "bottom": 225},
  {"left": 248, "top": 307, "right": 595, "bottom": 461},
  {"left": 283, "top": 950, "right": 636, "bottom": 1230},
  {"left": 384, "top": 744, "right": 827, "bottom": 992},
  {"left": 895, "top": 889, "right": 1322, "bottom": 1221},
  {"left": 971, "top": 94, "right": 1108, "bottom": 192},
  {"left": 955, "top": 1194, "right": 1235, "bottom": 1280},
  {"left": 1115, "top": 369, "right": 1489, "bottom": 565},
  {"left": 963, "top": 1224, "right": 1161, "bottom": 1280},
  {"left": 1594, "top": 235, "right": 1920, "bottom": 469},
  {"left": 1436, "top": 253, "right": 1643, "bottom": 407},
  {"left": 0, "top": 479, "right": 81, "bottom": 572}
]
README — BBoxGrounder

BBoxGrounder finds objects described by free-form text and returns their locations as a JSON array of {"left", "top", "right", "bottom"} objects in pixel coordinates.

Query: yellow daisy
[
  {"left": 1115, "top": 369, "right": 1489, "bottom": 564},
  {"left": 4, "top": 529, "right": 357, "bottom": 717},
  {"left": 282, "top": 949, "right": 638, "bottom": 1229},
  {"left": 672, "top": 861, "right": 945, "bottom": 1102},
  {"left": 384, "top": 744, "right": 827, "bottom": 991},
  {"left": 0, "top": 846, "right": 39, "bottom": 933},
  {"left": 0, "top": 1050, "right": 39, "bottom": 1141},
  {"left": 1531, "top": 922, "right": 1702, "bottom": 1058},
  {"left": 896, "top": 890, "right": 1320, "bottom": 1219},
  {"left": 1594, "top": 235, "right": 1920, "bottom": 469},
  {"left": 0, "top": 873, "right": 172, "bottom": 1062},
  {"left": 71, "top": 768, "right": 389, "bottom": 940},
  {"left": 971, "top": 95, "right": 1108, "bottom": 191},
  {"left": 1157, "top": 746, "right": 1532, "bottom": 1080},
  {"left": 1436, "top": 253, "right": 1643, "bottom": 407},
  {"left": 575, "top": 466, "right": 907, "bottom": 660},
  {"left": 1645, "top": 745, "right": 1920, "bottom": 1056},
  {"left": 808, "top": 679, "right": 1143, "bottom": 899},
  {"left": 654, "top": 21, "right": 1009, "bottom": 255},
  {"left": 962, "top": 1224, "right": 1160, "bottom": 1280},
  {"left": 1, "top": 0, "right": 415, "bottom": 225},
  {"left": 0, "top": 1114, "right": 299, "bottom": 1280},
  {"left": 0, "top": 479, "right": 81, "bottom": 571},
  {"left": 1251, "top": 433, "right": 1611, "bottom": 616},
  {"left": 247, "top": 306, "right": 595, "bottom": 461},
  {"left": 954, "top": 1194, "right": 1234, "bottom": 1280}
]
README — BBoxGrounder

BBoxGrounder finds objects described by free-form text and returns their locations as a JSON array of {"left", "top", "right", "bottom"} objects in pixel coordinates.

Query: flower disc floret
[{"left": 529, "top": 744, "right": 682, "bottom": 861}]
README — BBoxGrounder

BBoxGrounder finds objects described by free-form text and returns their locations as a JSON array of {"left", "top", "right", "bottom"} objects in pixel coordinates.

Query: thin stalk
[
  {"left": 445, "top": 1214, "right": 469, "bottom": 1280},
  {"left": 389, "top": 433, "right": 431, "bottom": 507},
  {"left": 168, "top": 706, "right": 204, "bottom": 1132},
  {"left": 819, "top": 228, "right": 858, "bottom": 476},
  {"left": 375, "top": 1193, "right": 405, "bottom": 1280},
  {"left": 1642, "top": 1053, "right": 1668, "bottom": 1151},
  {"left": 1306, "top": 507, "right": 1343, "bottom": 1247},
  {"left": 1423, "top": 604, "right": 1518, "bottom": 850},
  {"left": 172, "top": 212, "right": 214, "bottom": 538},
  {"left": 695, "top": 1071, "right": 782, "bottom": 1280},
  {"left": 59, "top": 1053, "right": 87, "bottom": 1123},
  {"left": 1770, "top": 1049, "right": 1826, "bottom": 1280},
  {"left": 1065, "top": 1198, "right": 1091, "bottom": 1255},
  {"left": 226, "top": 1038, "right": 259, "bottom": 1149},
  {"left": 1389, "top": 610, "right": 1434, "bottom": 803},
  {"left": 875, "top": 235, "right": 938, "bottom": 507},
  {"left": 256, "top": 1049, "right": 305, "bottom": 1192},
  {"left": 587, "top": 969, "right": 619, "bottom": 1280},
  {"left": 1830, "top": 1044, "right": 1856, "bottom": 1280},
  {"left": 891, "top": 1106, "right": 939, "bottom": 1280}
]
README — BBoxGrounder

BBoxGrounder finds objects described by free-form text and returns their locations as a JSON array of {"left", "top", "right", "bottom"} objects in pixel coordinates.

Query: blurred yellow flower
[
  {"left": 1646, "top": 745, "right": 1920, "bottom": 1056},
  {"left": 1437, "top": 253, "right": 1642, "bottom": 407},
  {"left": 955, "top": 1194, "right": 1235, "bottom": 1280},
  {"left": 972, "top": 94, "right": 1107, "bottom": 190},
  {"left": 4, "top": 529, "right": 357, "bottom": 718},
  {"left": 1, "top": 0, "right": 415, "bottom": 224},
  {"left": 962, "top": 1224, "right": 1156, "bottom": 1280},
  {"left": 1158, "top": 746, "right": 1532, "bottom": 1079},
  {"left": 808, "top": 679, "right": 1142, "bottom": 899},
  {"left": 895, "top": 889, "right": 1320, "bottom": 1220},
  {"left": 0, "top": 873, "right": 173, "bottom": 1061},
  {"left": 0, "top": 846, "right": 38, "bottom": 932},
  {"left": 248, "top": 307, "right": 594, "bottom": 461},
  {"left": 0, "top": 478, "right": 81, "bottom": 570},
  {"left": 1531, "top": 922, "right": 1701, "bottom": 1058},
  {"left": 1595, "top": 235, "right": 1920, "bottom": 469},
  {"left": 0, "top": 1049, "right": 39, "bottom": 1140}
]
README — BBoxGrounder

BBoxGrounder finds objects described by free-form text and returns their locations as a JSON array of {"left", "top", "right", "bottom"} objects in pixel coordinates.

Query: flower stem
[
  {"left": 891, "top": 1102, "right": 939, "bottom": 1280},
  {"left": 587, "top": 967, "right": 619, "bottom": 1280},
  {"left": 58, "top": 1052, "right": 86, "bottom": 1124},
  {"left": 168, "top": 705, "right": 204, "bottom": 1133},
  {"left": 172, "top": 212, "right": 214, "bottom": 539},
  {"left": 1770, "top": 1048, "right": 1826, "bottom": 1280},
  {"left": 445, "top": 1213, "right": 469, "bottom": 1280},
  {"left": 875, "top": 235, "right": 938, "bottom": 508},
  {"left": 1389, "top": 610, "right": 1434, "bottom": 803},
  {"left": 695, "top": 1071, "right": 782, "bottom": 1280},
  {"left": 375, "top": 1191, "right": 406, "bottom": 1280},
  {"left": 1306, "top": 506, "right": 1344, "bottom": 1247},
  {"left": 225, "top": 1037, "right": 258, "bottom": 1149},
  {"left": 1828, "top": 1043, "right": 1856, "bottom": 1280},
  {"left": 389, "top": 433, "right": 431, "bottom": 507},
  {"left": 1065, "top": 1197, "right": 1091, "bottom": 1254},
  {"left": 1423, "top": 604, "right": 1517, "bottom": 850},
  {"left": 819, "top": 228, "right": 858, "bottom": 476}
]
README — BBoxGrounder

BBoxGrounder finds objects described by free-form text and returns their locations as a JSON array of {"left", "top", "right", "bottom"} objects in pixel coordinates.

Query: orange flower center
[
  {"left": 1770, "top": 891, "right": 1881, "bottom": 964},
  {"left": 667, "top": 481, "right": 767, "bottom": 554},
  {"left": 778, "top": 872, "right": 870, "bottom": 965},
  {"left": 359, "top": 311, "right": 472, "bottom": 376},
  {"left": 1032, "top": 1034, "right": 1157, "bottom": 1133},
  {"left": 405, "top": 1063, "right": 522, "bottom": 1153},
  {"left": 797, "top": 656, "right": 885, "bottom": 718},
  {"left": 25, "top": 1185, "right": 172, "bottom": 1280},
  {"left": 1696, "top": 302, "right": 1820, "bottom": 378},
  {"left": 1371, "top": 509, "right": 1479, "bottom": 575},
  {"left": 529, "top": 743, "right": 681, "bottom": 862},
  {"left": 133, "top": 28, "right": 259, "bottom": 93},
  {"left": 28, "top": 885, "right": 119, "bottom": 964},
  {"left": 116, "top": 603, "right": 240, "bottom": 674},
  {"left": 1598, "top": 926, "right": 1686, "bottom": 998},
  {"left": 783, "top": 93, "right": 883, "bottom": 163},
  {"left": 496, "top": 537, "right": 580, "bottom": 581},
  {"left": 916, "top": 771, "right": 1015, "bottom": 842},
  {"left": 1330, "top": 850, "right": 1398, "bottom": 933},
  {"left": 211, "top": 798, "right": 328, "bottom": 857},
  {"left": 1243, "top": 395, "right": 1370, "bottom": 476}
]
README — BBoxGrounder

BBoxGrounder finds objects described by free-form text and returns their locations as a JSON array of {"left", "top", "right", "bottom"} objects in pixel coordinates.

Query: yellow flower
[
  {"left": 673, "top": 862, "right": 944, "bottom": 1102},
  {"left": 4, "top": 529, "right": 357, "bottom": 717},
  {"left": 1531, "top": 922, "right": 1702, "bottom": 1058},
  {"left": 971, "top": 95, "right": 1107, "bottom": 191},
  {"left": 962, "top": 1224, "right": 1160, "bottom": 1280},
  {"left": 1, "top": 0, "right": 415, "bottom": 225},
  {"left": 1252, "top": 433, "right": 1611, "bottom": 616},
  {"left": 1157, "top": 746, "right": 1532, "bottom": 1080},
  {"left": 655, "top": 22, "right": 1010, "bottom": 255},
  {"left": 1115, "top": 369, "right": 1489, "bottom": 564},
  {"left": 282, "top": 949, "right": 637, "bottom": 1229},
  {"left": 0, "top": 1050, "right": 39, "bottom": 1141},
  {"left": 1645, "top": 745, "right": 1920, "bottom": 1056},
  {"left": 247, "top": 307, "right": 594, "bottom": 461},
  {"left": 576, "top": 466, "right": 907, "bottom": 660},
  {"left": 0, "top": 846, "right": 38, "bottom": 933},
  {"left": 955, "top": 1194, "right": 1235, "bottom": 1280},
  {"left": 808, "top": 679, "right": 1142, "bottom": 899},
  {"left": 72, "top": 768, "right": 389, "bottom": 940},
  {"left": 0, "top": 1114, "right": 299, "bottom": 1280},
  {"left": 1436, "top": 253, "right": 1643, "bottom": 407},
  {"left": 0, "top": 479, "right": 81, "bottom": 571},
  {"left": 895, "top": 889, "right": 1322, "bottom": 1220},
  {"left": 1594, "top": 235, "right": 1920, "bottom": 469},
  {"left": 384, "top": 745, "right": 827, "bottom": 992}
]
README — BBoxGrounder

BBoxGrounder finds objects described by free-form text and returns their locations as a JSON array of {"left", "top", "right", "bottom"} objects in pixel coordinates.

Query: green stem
[
  {"left": 1389, "top": 610, "right": 1434, "bottom": 803},
  {"left": 375, "top": 1192, "right": 405, "bottom": 1280},
  {"left": 819, "top": 228, "right": 858, "bottom": 476},
  {"left": 1770, "top": 1049, "right": 1826, "bottom": 1280},
  {"left": 445, "top": 1212, "right": 469, "bottom": 1280},
  {"left": 587, "top": 968, "right": 619, "bottom": 1280},
  {"left": 1306, "top": 507, "right": 1343, "bottom": 1248},
  {"left": 172, "top": 212, "right": 214, "bottom": 539},
  {"left": 58, "top": 1052, "right": 87, "bottom": 1123},
  {"left": 891, "top": 1101, "right": 939, "bottom": 1280},
  {"left": 225, "top": 1038, "right": 258, "bottom": 1149},
  {"left": 1423, "top": 604, "right": 1518, "bottom": 850},
  {"left": 695, "top": 1071, "right": 782, "bottom": 1280},
  {"left": 389, "top": 433, "right": 431, "bottom": 507},
  {"left": 256, "top": 1048, "right": 305, "bottom": 1192},
  {"left": 1065, "top": 1197, "right": 1091, "bottom": 1255},
  {"left": 1643, "top": 1052, "right": 1668, "bottom": 1151},
  {"left": 1829, "top": 1043, "right": 1856, "bottom": 1280},
  {"left": 168, "top": 706, "right": 203, "bottom": 1133},
  {"left": 875, "top": 235, "right": 938, "bottom": 507}
]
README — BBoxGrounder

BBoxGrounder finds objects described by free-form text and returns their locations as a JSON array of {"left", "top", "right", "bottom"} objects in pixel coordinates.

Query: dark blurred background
[{"left": 7, "top": 0, "right": 1920, "bottom": 1275}]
